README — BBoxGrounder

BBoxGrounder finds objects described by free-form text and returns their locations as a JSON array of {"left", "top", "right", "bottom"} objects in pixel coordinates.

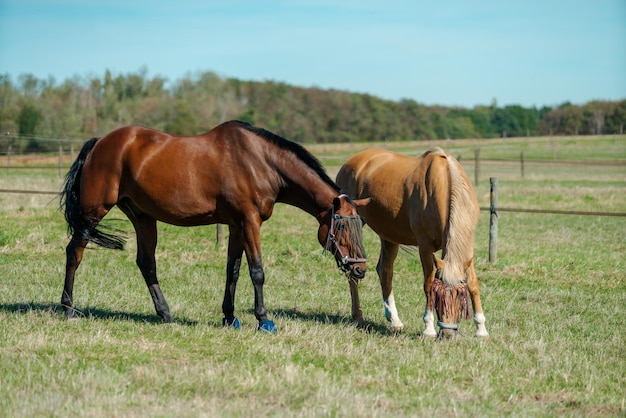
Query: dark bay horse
[
  {"left": 60, "top": 120, "right": 370, "bottom": 332},
  {"left": 336, "top": 147, "right": 488, "bottom": 338}
]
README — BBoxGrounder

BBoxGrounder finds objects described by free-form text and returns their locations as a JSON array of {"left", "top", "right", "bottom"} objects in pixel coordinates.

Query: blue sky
[{"left": 0, "top": 0, "right": 624, "bottom": 108}]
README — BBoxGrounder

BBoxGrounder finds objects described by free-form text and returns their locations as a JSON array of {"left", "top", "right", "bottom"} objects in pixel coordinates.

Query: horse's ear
[
  {"left": 335, "top": 194, "right": 371, "bottom": 208},
  {"left": 432, "top": 254, "right": 445, "bottom": 271}
]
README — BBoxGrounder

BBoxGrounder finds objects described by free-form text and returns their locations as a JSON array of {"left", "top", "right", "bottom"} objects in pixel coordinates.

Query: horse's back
[
  {"left": 338, "top": 149, "right": 430, "bottom": 245},
  {"left": 338, "top": 147, "right": 471, "bottom": 248},
  {"left": 338, "top": 148, "right": 418, "bottom": 190},
  {"left": 80, "top": 122, "right": 273, "bottom": 226}
]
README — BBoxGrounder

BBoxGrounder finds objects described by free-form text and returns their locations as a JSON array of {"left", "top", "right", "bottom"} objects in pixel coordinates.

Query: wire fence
[
  {"left": 0, "top": 189, "right": 59, "bottom": 196},
  {"left": 1, "top": 188, "right": 625, "bottom": 217},
  {"left": 2, "top": 135, "right": 625, "bottom": 219},
  {"left": 4, "top": 156, "right": 623, "bottom": 172},
  {"left": 480, "top": 206, "right": 626, "bottom": 217}
]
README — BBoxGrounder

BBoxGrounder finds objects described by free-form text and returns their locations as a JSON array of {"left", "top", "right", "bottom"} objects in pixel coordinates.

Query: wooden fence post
[
  {"left": 216, "top": 224, "right": 226, "bottom": 249},
  {"left": 58, "top": 145, "right": 63, "bottom": 177},
  {"left": 520, "top": 151, "right": 525, "bottom": 178},
  {"left": 474, "top": 147, "right": 480, "bottom": 186},
  {"left": 489, "top": 177, "right": 498, "bottom": 263}
]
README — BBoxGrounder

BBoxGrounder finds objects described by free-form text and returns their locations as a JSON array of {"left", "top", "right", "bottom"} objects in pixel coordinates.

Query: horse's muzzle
[
  {"left": 349, "top": 265, "right": 366, "bottom": 280},
  {"left": 438, "top": 327, "right": 460, "bottom": 339}
]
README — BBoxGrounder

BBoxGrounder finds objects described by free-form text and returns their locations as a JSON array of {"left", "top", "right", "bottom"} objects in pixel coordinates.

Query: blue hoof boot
[
  {"left": 222, "top": 316, "right": 241, "bottom": 329},
  {"left": 257, "top": 319, "right": 277, "bottom": 334}
]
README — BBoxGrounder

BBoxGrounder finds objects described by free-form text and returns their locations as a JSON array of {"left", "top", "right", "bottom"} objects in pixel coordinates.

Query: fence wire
[{"left": 1, "top": 188, "right": 624, "bottom": 217}]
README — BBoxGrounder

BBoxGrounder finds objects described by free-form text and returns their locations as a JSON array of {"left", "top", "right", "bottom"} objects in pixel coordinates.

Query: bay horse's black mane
[{"left": 238, "top": 121, "right": 341, "bottom": 193}]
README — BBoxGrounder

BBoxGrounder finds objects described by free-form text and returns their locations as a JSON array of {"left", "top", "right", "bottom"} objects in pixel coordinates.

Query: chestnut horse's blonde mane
[{"left": 430, "top": 147, "right": 477, "bottom": 286}]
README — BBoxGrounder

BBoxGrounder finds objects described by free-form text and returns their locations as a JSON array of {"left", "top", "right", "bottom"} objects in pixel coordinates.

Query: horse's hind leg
[
  {"left": 119, "top": 203, "right": 172, "bottom": 323},
  {"left": 62, "top": 200, "right": 113, "bottom": 319},
  {"left": 378, "top": 239, "right": 404, "bottom": 331},
  {"left": 467, "top": 260, "right": 488, "bottom": 337},
  {"left": 62, "top": 236, "right": 87, "bottom": 319}
]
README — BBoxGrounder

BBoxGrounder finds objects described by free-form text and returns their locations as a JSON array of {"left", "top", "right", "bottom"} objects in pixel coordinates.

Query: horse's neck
[{"left": 278, "top": 169, "right": 336, "bottom": 221}]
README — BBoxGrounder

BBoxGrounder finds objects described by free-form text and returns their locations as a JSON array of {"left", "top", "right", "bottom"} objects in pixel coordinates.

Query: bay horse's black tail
[{"left": 60, "top": 138, "right": 125, "bottom": 250}]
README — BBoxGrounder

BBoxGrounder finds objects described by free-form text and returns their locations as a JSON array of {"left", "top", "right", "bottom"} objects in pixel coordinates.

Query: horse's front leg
[
  {"left": 378, "top": 239, "right": 404, "bottom": 331},
  {"left": 467, "top": 260, "right": 489, "bottom": 337},
  {"left": 62, "top": 236, "right": 87, "bottom": 319},
  {"left": 349, "top": 278, "right": 364, "bottom": 326},
  {"left": 241, "top": 221, "right": 276, "bottom": 334},
  {"left": 248, "top": 260, "right": 277, "bottom": 333},
  {"left": 418, "top": 247, "right": 437, "bottom": 338},
  {"left": 222, "top": 231, "right": 243, "bottom": 329}
]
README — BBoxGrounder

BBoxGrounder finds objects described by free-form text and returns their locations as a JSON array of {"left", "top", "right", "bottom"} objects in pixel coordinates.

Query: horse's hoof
[
  {"left": 422, "top": 331, "right": 437, "bottom": 339},
  {"left": 63, "top": 307, "right": 76, "bottom": 320},
  {"left": 222, "top": 316, "right": 241, "bottom": 329},
  {"left": 257, "top": 319, "right": 277, "bottom": 334},
  {"left": 162, "top": 313, "right": 174, "bottom": 324},
  {"left": 389, "top": 323, "right": 405, "bottom": 332},
  {"left": 354, "top": 318, "right": 366, "bottom": 329}
]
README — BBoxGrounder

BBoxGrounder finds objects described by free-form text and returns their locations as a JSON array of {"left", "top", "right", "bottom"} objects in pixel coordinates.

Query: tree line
[{"left": 1, "top": 69, "right": 624, "bottom": 152}]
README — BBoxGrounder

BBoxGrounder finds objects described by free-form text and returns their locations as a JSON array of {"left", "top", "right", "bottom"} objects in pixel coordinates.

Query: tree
[
  {"left": 18, "top": 103, "right": 41, "bottom": 135},
  {"left": 539, "top": 103, "right": 584, "bottom": 135},
  {"left": 0, "top": 74, "right": 20, "bottom": 137},
  {"left": 165, "top": 100, "right": 199, "bottom": 135},
  {"left": 18, "top": 73, "right": 40, "bottom": 98},
  {"left": 2, "top": 71, "right": 625, "bottom": 144}
]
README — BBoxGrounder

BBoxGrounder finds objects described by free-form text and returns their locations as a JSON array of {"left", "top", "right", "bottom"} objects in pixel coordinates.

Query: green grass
[{"left": 0, "top": 136, "right": 625, "bottom": 416}]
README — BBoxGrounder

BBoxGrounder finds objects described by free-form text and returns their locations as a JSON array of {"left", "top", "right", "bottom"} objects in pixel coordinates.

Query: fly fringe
[
  {"left": 324, "top": 215, "right": 366, "bottom": 259},
  {"left": 429, "top": 279, "right": 471, "bottom": 322}
]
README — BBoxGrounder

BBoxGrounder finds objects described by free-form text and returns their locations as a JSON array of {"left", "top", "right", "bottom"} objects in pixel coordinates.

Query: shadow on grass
[
  {"left": 2, "top": 302, "right": 419, "bottom": 336},
  {"left": 0, "top": 301, "right": 198, "bottom": 326},
  {"left": 270, "top": 307, "right": 399, "bottom": 336}
]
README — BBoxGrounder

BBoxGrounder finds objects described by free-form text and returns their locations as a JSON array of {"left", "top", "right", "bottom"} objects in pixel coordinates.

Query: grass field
[{"left": 0, "top": 135, "right": 625, "bottom": 417}]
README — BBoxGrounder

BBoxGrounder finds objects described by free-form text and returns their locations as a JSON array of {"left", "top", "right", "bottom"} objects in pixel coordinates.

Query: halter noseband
[{"left": 326, "top": 194, "right": 366, "bottom": 273}]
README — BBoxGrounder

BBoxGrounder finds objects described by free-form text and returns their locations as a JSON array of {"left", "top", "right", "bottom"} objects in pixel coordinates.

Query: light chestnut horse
[{"left": 336, "top": 147, "right": 488, "bottom": 338}]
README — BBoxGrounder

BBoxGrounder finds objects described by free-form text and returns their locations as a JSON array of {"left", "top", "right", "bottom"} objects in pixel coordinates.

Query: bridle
[{"left": 325, "top": 194, "right": 367, "bottom": 273}]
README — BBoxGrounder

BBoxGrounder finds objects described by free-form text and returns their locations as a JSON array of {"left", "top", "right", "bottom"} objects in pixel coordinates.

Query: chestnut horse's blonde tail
[{"left": 437, "top": 149, "right": 478, "bottom": 287}]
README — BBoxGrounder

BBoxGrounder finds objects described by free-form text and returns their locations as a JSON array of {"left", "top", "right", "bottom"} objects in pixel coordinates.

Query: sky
[{"left": 0, "top": 0, "right": 624, "bottom": 108}]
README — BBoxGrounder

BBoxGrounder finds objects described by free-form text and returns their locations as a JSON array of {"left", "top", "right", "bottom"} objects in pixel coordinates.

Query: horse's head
[
  {"left": 429, "top": 255, "right": 472, "bottom": 338},
  {"left": 320, "top": 194, "right": 371, "bottom": 280}
]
